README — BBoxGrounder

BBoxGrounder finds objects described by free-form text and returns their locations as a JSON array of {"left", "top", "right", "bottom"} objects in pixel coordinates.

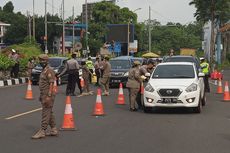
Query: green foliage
[
  {"left": 189, "top": 0, "right": 230, "bottom": 24},
  {"left": 0, "top": 54, "right": 15, "bottom": 71},
  {"left": 3, "top": 1, "right": 14, "bottom": 13}
]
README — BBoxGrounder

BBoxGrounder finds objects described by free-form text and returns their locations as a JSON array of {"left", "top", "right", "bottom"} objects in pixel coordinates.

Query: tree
[{"left": 3, "top": 1, "right": 14, "bottom": 13}]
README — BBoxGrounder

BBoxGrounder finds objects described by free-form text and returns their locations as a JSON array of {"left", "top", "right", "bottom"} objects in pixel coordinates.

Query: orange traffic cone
[
  {"left": 140, "top": 82, "right": 144, "bottom": 94},
  {"left": 60, "top": 96, "right": 76, "bottom": 130},
  {"left": 216, "top": 78, "right": 223, "bottom": 94},
  {"left": 116, "top": 83, "right": 125, "bottom": 105},
  {"left": 53, "top": 77, "right": 58, "bottom": 94},
  {"left": 25, "top": 80, "right": 33, "bottom": 100},
  {"left": 93, "top": 88, "right": 105, "bottom": 116},
  {"left": 223, "top": 81, "right": 230, "bottom": 101},
  {"left": 80, "top": 78, "right": 85, "bottom": 88}
]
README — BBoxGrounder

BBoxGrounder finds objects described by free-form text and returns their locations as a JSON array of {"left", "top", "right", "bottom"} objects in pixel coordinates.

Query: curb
[{"left": 0, "top": 77, "right": 29, "bottom": 87}]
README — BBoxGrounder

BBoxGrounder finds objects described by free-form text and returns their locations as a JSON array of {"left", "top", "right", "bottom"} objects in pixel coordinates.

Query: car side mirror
[
  {"left": 145, "top": 73, "right": 151, "bottom": 77},
  {"left": 198, "top": 72, "right": 205, "bottom": 77}
]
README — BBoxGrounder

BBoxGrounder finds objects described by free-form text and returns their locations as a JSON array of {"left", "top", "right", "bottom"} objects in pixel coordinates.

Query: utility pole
[
  {"left": 33, "top": 0, "right": 35, "bottom": 39},
  {"left": 127, "top": 20, "right": 130, "bottom": 56},
  {"left": 27, "top": 11, "right": 32, "bottom": 43},
  {"left": 210, "top": 0, "right": 215, "bottom": 65},
  {"left": 52, "top": 0, "right": 54, "bottom": 15},
  {"left": 72, "top": 6, "right": 75, "bottom": 51},
  {"left": 45, "top": 0, "right": 48, "bottom": 53},
  {"left": 62, "top": 0, "right": 65, "bottom": 55},
  {"left": 85, "top": 0, "right": 88, "bottom": 52},
  {"left": 148, "top": 6, "right": 151, "bottom": 52}
]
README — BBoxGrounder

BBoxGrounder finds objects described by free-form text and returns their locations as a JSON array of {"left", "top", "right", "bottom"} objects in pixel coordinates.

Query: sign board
[
  {"left": 75, "top": 42, "right": 82, "bottom": 50},
  {"left": 129, "top": 40, "right": 138, "bottom": 52},
  {"left": 180, "top": 48, "right": 196, "bottom": 56}
]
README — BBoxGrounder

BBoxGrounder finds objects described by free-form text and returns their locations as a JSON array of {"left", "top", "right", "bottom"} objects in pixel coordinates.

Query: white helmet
[{"left": 12, "top": 49, "right": 16, "bottom": 53}]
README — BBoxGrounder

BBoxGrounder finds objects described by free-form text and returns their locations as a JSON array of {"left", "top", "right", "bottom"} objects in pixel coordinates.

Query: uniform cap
[
  {"left": 133, "top": 60, "right": 141, "bottom": 65},
  {"left": 12, "top": 49, "right": 16, "bottom": 53},
  {"left": 38, "top": 54, "right": 49, "bottom": 60},
  {"left": 104, "top": 56, "right": 110, "bottom": 60}
]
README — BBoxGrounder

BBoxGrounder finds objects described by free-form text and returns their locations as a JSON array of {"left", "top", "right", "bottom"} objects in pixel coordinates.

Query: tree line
[{"left": 1, "top": 1, "right": 228, "bottom": 57}]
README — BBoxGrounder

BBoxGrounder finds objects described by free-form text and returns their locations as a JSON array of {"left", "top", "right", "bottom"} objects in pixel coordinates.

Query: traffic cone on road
[
  {"left": 60, "top": 96, "right": 76, "bottom": 130},
  {"left": 216, "top": 78, "right": 223, "bottom": 94},
  {"left": 140, "top": 82, "right": 144, "bottom": 95},
  {"left": 93, "top": 88, "right": 105, "bottom": 116},
  {"left": 223, "top": 81, "right": 230, "bottom": 101},
  {"left": 25, "top": 80, "right": 33, "bottom": 100},
  {"left": 80, "top": 78, "right": 85, "bottom": 88},
  {"left": 116, "top": 83, "right": 125, "bottom": 105},
  {"left": 53, "top": 77, "right": 58, "bottom": 94}
]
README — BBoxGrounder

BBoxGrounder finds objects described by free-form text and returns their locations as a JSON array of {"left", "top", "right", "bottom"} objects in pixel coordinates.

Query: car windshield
[
  {"left": 152, "top": 65, "right": 195, "bottom": 78},
  {"left": 110, "top": 60, "right": 131, "bottom": 69},
  {"left": 36, "top": 58, "right": 62, "bottom": 68}
]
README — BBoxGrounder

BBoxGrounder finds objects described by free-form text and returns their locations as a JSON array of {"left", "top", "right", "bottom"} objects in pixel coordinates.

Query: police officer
[
  {"left": 58, "top": 52, "right": 82, "bottom": 96},
  {"left": 86, "top": 56, "right": 94, "bottom": 83},
  {"left": 94, "top": 57, "right": 101, "bottom": 86},
  {"left": 32, "top": 54, "right": 58, "bottom": 139},
  {"left": 136, "top": 59, "right": 155, "bottom": 109},
  {"left": 126, "top": 60, "right": 146, "bottom": 111},
  {"left": 100, "top": 56, "right": 111, "bottom": 96},
  {"left": 200, "top": 57, "right": 210, "bottom": 92},
  {"left": 27, "top": 57, "right": 36, "bottom": 80}
]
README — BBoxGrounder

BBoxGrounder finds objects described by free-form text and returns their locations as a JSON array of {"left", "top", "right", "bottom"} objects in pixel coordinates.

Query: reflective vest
[
  {"left": 86, "top": 60, "right": 94, "bottom": 69},
  {"left": 200, "top": 62, "right": 209, "bottom": 74}
]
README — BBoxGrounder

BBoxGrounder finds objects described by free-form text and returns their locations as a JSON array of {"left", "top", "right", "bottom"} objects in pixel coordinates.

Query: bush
[{"left": 0, "top": 54, "right": 15, "bottom": 71}]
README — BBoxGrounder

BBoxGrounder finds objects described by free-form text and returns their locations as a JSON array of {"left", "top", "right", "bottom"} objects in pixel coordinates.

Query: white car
[{"left": 143, "top": 62, "right": 206, "bottom": 113}]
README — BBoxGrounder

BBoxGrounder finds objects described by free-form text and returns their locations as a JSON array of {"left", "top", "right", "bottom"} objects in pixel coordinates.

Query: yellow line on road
[{"left": 5, "top": 108, "right": 42, "bottom": 120}]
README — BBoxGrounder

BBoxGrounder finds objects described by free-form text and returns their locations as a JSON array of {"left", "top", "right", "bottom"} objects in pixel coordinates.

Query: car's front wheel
[
  {"left": 143, "top": 104, "right": 152, "bottom": 113},
  {"left": 201, "top": 92, "right": 206, "bottom": 106},
  {"left": 193, "top": 97, "right": 202, "bottom": 113}
]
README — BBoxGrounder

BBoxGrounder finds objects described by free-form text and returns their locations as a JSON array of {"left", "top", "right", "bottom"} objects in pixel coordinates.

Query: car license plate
[
  {"left": 163, "top": 98, "right": 172, "bottom": 103},
  {"left": 112, "top": 80, "right": 121, "bottom": 83},
  {"left": 162, "top": 98, "right": 177, "bottom": 103}
]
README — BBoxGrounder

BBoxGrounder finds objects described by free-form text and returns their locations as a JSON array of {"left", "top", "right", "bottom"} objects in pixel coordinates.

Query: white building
[{"left": 0, "top": 21, "right": 10, "bottom": 45}]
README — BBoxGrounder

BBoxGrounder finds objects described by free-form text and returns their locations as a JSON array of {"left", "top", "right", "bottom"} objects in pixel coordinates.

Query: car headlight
[
  {"left": 185, "top": 83, "right": 197, "bottom": 92},
  {"left": 123, "top": 72, "right": 129, "bottom": 77},
  {"left": 53, "top": 69, "right": 58, "bottom": 73},
  {"left": 145, "top": 83, "right": 154, "bottom": 92}
]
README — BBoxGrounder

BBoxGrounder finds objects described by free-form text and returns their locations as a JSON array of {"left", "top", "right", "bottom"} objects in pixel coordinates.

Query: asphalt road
[{"left": 0, "top": 70, "right": 230, "bottom": 153}]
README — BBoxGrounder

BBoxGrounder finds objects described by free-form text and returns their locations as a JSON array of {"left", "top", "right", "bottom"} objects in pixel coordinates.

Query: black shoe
[
  {"left": 130, "top": 108, "right": 137, "bottom": 112},
  {"left": 70, "top": 93, "right": 76, "bottom": 96}
]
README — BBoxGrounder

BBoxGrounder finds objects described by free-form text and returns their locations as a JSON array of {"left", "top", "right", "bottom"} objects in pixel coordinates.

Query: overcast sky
[{"left": 0, "top": 0, "right": 197, "bottom": 25}]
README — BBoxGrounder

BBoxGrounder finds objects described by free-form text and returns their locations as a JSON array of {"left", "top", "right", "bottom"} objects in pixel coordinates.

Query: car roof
[
  {"left": 158, "top": 62, "right": 195, "bottom": 66},
  {"left": 49, "top": 57, "right": 68, "bottom": 60},
  {"left": 111, "top": 56, "right": 135, "bottom": 60}
]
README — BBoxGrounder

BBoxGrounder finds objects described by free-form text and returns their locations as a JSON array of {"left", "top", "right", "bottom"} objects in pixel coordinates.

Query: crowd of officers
[{"left": 31, "top": 52, "right": 210, "bottom": 139}]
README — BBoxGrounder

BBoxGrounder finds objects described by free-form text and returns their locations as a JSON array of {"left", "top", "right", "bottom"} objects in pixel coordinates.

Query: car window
[
  {"left": 48, "top": 59, "right": 62, "bottom": 67},
  {"left": 110, "top": 60, "right": 131, "bottom": 69},
  {"left": 152, "top": 65, "right": 195, "bottom": 78}
]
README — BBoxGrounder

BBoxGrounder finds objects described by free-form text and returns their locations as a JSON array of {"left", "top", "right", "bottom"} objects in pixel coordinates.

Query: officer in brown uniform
[
  {"left": 100, "top": 56, "right": 111, "bottom": 96},
  {"left": 126, "top": 61, "right": 145, "bottom": 111},
  {"left": 136, "top": 59, "right": 155, "bottom": 109},
  {"left": 27, "top": 57, "right": 35, "bottom": 80},
  {"left": 32, "top": 54, "right": 58, "bottom": 139}
]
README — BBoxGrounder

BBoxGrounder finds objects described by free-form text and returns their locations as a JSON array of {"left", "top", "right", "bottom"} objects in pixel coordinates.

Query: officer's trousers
[
  {"left": 40, "top": 95, "right": 56, "bottom": 130},
  {"left": 204, "top": 75, "right": 210, "bottom": 92},
  {"left": 128, "top": 88, "right": 139, "bottom": 109}
]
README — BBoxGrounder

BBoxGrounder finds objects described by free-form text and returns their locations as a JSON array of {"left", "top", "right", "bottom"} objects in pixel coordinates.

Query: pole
[
  {"left": 27, "top": 11, "right": 32, "bottom": 43},
  {"left": 52, "top": 0, "right": 54, "bottom": 15},
  {"left": 210, "top": 0, "right": 215, "bottom": 65},
  {"left": 33, "top": 0, "right": 35, "bottom": 39},
  {"left": 62, "top": 0, "right": 65, "bottom": 55},
  {"left": 85, "top": 0, "right": 88, "bottom": 52},
  {"left": 148, "top": 6, "right": 151, "bottom": 52},
  {"left": 45, "top": 0, "right": 48, "bottom": 53},
  {"left": 127, "top": 20, "right": 130, "bottom": 56},
  {"left": 72, "top": 6, "right": 75, "bottom": 52}
]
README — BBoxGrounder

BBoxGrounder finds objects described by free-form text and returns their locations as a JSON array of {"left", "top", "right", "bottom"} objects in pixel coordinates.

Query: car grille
[
  {"left": 158, "top": 89, "right": 181, "bottom": 97},
  {"left": 111, "top": 72, "right": 124, "bottom": 77}
]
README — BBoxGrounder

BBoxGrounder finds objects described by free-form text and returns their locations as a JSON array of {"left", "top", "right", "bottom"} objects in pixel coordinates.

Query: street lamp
[{"left": 127, "top": 8, "right": 141, "bottom": 56}]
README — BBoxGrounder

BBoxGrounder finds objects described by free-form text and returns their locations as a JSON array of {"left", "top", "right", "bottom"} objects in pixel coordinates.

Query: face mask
[{"left": 39, "top": 62, "right": 47, "bottom": 68}]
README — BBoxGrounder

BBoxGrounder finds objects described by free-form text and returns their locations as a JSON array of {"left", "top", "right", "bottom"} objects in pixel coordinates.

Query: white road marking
[{"left": 5, "top": 108, "right": 42, "bottom": 120}]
